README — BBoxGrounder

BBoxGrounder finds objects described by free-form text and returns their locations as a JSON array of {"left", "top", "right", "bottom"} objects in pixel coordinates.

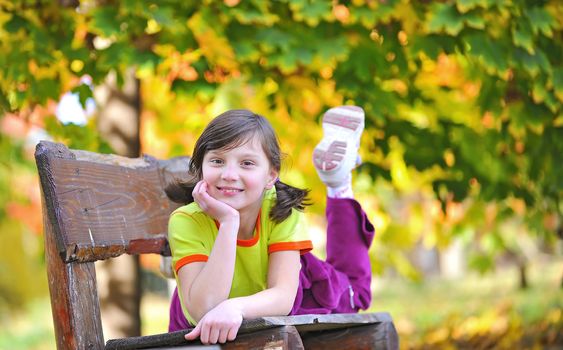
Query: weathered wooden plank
[
  {"left": 106, "top": 325, "right": 303, "bottom": 350},
  {"left": 43, "top": 199, "right": 105, "bottom": 350},
  {"left": 35, "top": 141, "right": 189, "bottom": 263},
  {"left": 258, "top": 312, "right": 393, "bottom": 333},
  {"left": 301, "top": 322, "right": 399, "bottom": 350},
  {"left": 105, "top": 313, "right": 393, "bottom": 349}
]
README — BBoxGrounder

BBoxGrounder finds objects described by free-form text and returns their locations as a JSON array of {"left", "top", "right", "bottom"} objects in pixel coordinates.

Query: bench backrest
[
  {"left": 36, "top": 140, "right": 189, "bottom": 262},
  {"left": 35, "top": 140, "right": 189, "bottom": 349}
]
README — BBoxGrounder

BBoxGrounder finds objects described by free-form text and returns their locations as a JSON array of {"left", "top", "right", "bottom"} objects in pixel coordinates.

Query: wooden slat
[
  {"left": 105, "top": 313, "right": 395, "bottom": 350},
  {"left": 301, "top": 322, "right": 399, "bottom": 350},
  {"left": 107, "top": 326, "right": 304, "bottom": 350},
  {"left": 35, "top": 141, "right": 189, "bottom": 263},
  {"left": 43, "top": 199, "right": 105, "bottom": 350}
]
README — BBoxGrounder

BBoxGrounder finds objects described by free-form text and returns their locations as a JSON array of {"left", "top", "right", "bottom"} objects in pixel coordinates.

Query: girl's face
[{"left": 201, "top": 135, "right": 278, "bottom": 215}]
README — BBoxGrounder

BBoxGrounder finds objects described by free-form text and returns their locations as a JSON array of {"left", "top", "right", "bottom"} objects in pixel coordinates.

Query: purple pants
[{"left": 168, "top": 197, "right": 375, "bottom": 331}]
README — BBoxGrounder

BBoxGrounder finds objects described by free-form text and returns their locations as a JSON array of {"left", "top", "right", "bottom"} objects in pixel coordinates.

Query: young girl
[{"left": 167, "top": 107, "right": 375, "bottom": 345}]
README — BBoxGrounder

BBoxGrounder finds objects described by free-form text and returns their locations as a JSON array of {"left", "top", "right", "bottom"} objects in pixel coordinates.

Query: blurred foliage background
[{"left": 0, "top": 0, "right": 561, "bottom": 349}]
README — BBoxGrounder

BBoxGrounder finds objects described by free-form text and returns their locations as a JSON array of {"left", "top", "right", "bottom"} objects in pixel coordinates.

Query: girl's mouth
[{"left": 217, "top": 186, "right": 244, "bottom": 195}]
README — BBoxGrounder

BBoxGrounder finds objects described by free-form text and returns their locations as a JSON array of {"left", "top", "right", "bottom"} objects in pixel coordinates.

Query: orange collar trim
[{"left": 214, "top": 209, "right": 261, "bottom": 247}]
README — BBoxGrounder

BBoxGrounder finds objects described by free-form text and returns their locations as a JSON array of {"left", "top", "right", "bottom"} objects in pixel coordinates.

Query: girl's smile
[{"left": 216, "top": 186, "right": 244, "bottom": 196}]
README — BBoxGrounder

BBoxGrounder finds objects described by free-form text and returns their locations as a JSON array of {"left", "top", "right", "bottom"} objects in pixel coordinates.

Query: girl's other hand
[
  {"left": 184, "top": 299, "right": 243, "bottom": 344},
  {"left": 192, "top": 181, "right": 239, "bottom": 224}
]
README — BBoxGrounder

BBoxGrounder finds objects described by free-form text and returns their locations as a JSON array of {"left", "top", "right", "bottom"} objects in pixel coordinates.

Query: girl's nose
[{"left": 221, "top": 165, "right": 239, "bottom": 181}]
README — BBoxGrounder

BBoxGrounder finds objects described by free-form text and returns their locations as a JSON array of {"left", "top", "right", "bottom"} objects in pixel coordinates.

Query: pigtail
[
  {"left": 270, "top": 180, "right": 311, "bottom": 223},
  {"left": 164, "top": 179, "right": 195, "bottom": 204},
  {"left": 164, "top": 158, "right": 199, "bottom": 205}
]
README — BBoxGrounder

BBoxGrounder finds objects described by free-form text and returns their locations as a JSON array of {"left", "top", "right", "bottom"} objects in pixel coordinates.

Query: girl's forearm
[
  {"left": 228, "top": 286, "right": 297, "bottom": 320},
  {"left": 184, "top": 220, "right": 239, "bottom": 321}
]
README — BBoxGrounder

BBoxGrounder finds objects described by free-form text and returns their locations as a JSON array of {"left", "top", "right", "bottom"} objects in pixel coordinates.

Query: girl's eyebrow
[
  {"left": 207, "top": 150, "right": 261, "bottom": 158},
  {"left": 239, "top": 152, "right": 261, "bottom": 158}
]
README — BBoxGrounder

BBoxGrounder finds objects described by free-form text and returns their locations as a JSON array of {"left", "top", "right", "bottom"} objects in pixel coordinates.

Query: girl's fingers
[
  {"left": 199, "top": 322, "right": 210, "bottom": 344},
  {"left": 218, "top": 328, "right": 229, "bottom": 344},
  {"left": 208, "top": 326, "right": 220, "bottom": 344},
  {"left": 184, "top": 323, "right": 201, "bottom": 341},
  {"left": 226, "top": 324, "right": 239, "bottom": 342},
  {"left": 192, "top": 181, "right": 201, "bottom": 200}
]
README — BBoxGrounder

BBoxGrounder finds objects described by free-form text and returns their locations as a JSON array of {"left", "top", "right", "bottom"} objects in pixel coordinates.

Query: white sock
[{"left": 327, "top": 176, "right": 354, "bottom": 199}]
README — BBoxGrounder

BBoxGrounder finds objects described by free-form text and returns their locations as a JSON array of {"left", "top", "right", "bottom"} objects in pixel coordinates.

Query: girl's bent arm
[
  {"left": 177, "top": 218, "right": 239, "bottom": 322},
  {"left": 229, "top": 250, "right": 301, "bottom": 318}
]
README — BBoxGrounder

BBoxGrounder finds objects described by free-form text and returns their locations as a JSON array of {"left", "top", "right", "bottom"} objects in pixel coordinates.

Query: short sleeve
[
  {"left": 267, "top": 208, "right": 313, "bottom": 255},
  {"left": 168, "top": 210, "right": 213, "bottom": 274}
]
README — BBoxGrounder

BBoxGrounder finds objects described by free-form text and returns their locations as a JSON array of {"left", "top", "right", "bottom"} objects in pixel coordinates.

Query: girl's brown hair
[{"left": 165, "top": 109, "right": 310, "bottom": 223}]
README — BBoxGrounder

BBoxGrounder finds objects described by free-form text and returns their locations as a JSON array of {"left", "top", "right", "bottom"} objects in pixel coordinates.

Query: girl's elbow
[
  {"left": 185, "top": 298, "right": 214, "bottom": 322},
  {"left": 280, "top": 290, "right": 297, "bottom": 315},
  {"left": 282, "top": 304, "right": 293, "bottom": 316}
]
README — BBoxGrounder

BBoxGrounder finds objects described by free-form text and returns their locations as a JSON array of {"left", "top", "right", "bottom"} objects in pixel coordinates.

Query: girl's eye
[
  {"left": 241, "top": 160, "right": 255, "bottom": 167},
  {"left": 210, "top": 159, "right": 223, "bottom": 165}
]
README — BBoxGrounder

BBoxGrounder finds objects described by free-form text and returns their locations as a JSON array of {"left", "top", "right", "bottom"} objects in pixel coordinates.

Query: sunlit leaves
[
  {"left": 90, "top": 6, "right": 121, "bottom": 37},
  {"left": 526, "top": 7, "right": 556, "bottom": 38},
  {"left": 426, "top": 3, "right": 484, "bottom": 36},
  {"left": 465, "top": 33, "right": 509, "bottom": 74}
]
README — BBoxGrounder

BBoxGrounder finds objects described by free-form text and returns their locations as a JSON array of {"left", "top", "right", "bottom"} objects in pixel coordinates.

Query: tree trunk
[
  {"left": 518, "top": 261, "right": 528, "bottom": 290},
  {"left": 94, "top": 68, "right": 142, "bottom": 339}
]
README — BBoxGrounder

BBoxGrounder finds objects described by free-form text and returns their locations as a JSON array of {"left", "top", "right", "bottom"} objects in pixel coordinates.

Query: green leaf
[
  {"left": 514, "top": 48, "right": 551, "bottom": 77},
  {"left": 70, "top": 84, "right": 93, "bottom": 109},
  {"left": 230, "top": 8, "right": 279, "bottom": 26},
  {"left": 151, "top": 6, "right": 176, "bottom": 27},
  {"left": 512, "top": 19, "right": 534, "bottom": 54},
  {"left": 551, "top": 67, "right": 563, "bottom": 102},
  {"left": 462, "top": 10, "right": 485, "bottom": 29},
  {"left": 526, "top": 7, "right": 555, "bottom": 38},
  {"left": 289, "top": 0, "right": 331, "bottom": 26},
  {"left": 456, "top": 0, "right": 496, "bottom": 13},
  {"left": 354, "top": 7, "right": 378, "bottom": 28},
  {"left": 315, "top": 37, "right": 349, "bottom": 63},
  {"left": 465, "top": 33, "right": 508, "bottom": 73},
  {"left": 255, "top": 28, "right": 294, "bottom": 52},
  {"left": 410, "top": 34, "right": 457, "bottom": 59},
  {"left": 91, "top": 7, "right": 121, "bottom": 37},
  {"left": 294, "top": 47, "right": 313, "bottom": 65},
  {"left": 33, "top": 79, "right": 61, "bottom": 105},
  {"left": 0, "top": 90, "right": 11, "bottom": 113},
  {"left": 232, "top": 41, "right": 261, "bottom": 62},
  {"left": 4, "top": 14, "right": 27, "bottom": 34},
  {"left": 427, "top": 3, "right": 465, "bottom": 36},
  {"left": 269, "top": 51, "right": 298, "bottom": 74}
]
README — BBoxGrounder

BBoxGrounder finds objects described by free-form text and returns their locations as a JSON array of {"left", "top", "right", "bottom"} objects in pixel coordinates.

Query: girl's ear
[{"left": 265, "top": 169, "right": 279, "bottom": 189}]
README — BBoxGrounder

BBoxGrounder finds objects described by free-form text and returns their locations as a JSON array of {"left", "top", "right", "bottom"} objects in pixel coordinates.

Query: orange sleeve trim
[
  {"left": 175, "top": 254, "right": 208, "bottom": 273},
  {"left": 268, "top": 240, "right": 313, "bottom": 255}
]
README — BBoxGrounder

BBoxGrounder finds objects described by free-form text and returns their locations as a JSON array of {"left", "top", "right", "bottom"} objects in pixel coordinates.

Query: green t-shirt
[{"left": 168, "top": 187, "right": 312, "bottom": 325}]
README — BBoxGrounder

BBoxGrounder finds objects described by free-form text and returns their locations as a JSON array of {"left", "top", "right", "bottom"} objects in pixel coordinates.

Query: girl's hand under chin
[{"left": 192, "top": 180, "right": 239, "bottom": 224}]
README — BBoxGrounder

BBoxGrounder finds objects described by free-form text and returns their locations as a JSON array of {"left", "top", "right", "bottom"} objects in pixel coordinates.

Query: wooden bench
[{"left": 35, "top": 140, "right": 399, "bottom": 350}]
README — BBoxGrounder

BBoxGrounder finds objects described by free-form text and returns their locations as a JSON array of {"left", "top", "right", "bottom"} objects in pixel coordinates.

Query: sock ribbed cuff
[{"left": 327, "top": 183, "right": 354, "bottom": 199}]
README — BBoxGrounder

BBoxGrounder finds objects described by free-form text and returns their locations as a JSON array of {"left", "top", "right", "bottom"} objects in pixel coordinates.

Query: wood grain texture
[
  {"left": 43, "top": 199, "right": 105, "bottom": 350},
  {"left": 301, "top": 322, "right": 399, "bottom": 350},
  {"left": 36, "top": 141, "right": 189, "bottom": 263},
  {"left": 105, "top": 313, "right": 397, "bottom": 350},
  {"left": 107, "top": 325, "right": 303, "bottom": 350}
]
